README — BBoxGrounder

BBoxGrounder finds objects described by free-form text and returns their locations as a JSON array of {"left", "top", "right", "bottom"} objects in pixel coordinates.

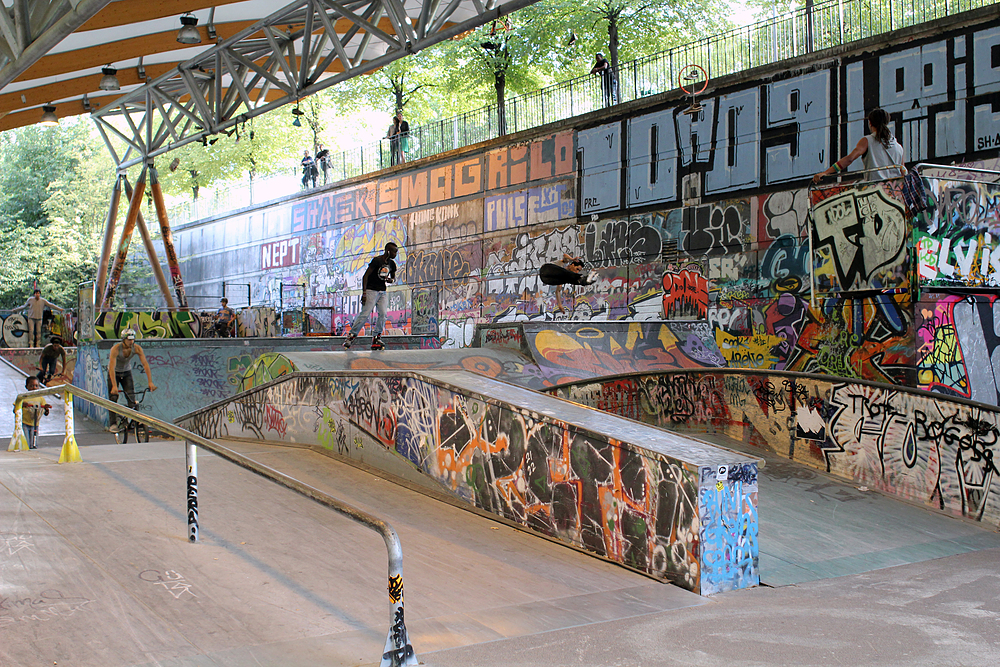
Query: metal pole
[
  {"left": 103, "top": 166, "right": 148, "bottom": 309},
  {"left": 18, "top": 381, "right": 418, "bottom": 666},
  {"left": 187, "top": 440, "right": 199, "bottom": 542},
  {"left": 149, "top": 166, "right": 189, "bottom": 308},
  {"left": 96, "top": 176, "right": 123, "bottom": 303},
  {"left": 8, "top": 398, "right": 28, "bottom": 452},
  {"left": 123, "top": 177, "right": 176, "bottom": 310},
  {"left": 59, "top": 389, "right": 81, "bottom": 464}
]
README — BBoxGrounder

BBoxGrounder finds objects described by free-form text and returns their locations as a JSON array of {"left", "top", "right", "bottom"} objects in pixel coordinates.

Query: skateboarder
[
  {"left": 343, "top": 242, "right": 399, "bottom": 350},
  {"left": 539, "top": 254, "right": 597, "bottom": 313}
]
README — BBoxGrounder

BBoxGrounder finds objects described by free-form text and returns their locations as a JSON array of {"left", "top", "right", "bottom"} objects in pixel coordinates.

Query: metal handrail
[
  {"left": 810, "top": 164, "right": 908, "bottom": 190},
  {"left": 915, "top": 162, "right": 1000, "bottom": 185},
  {"left": 7, "top": 384, "right": 417, "bottom": 667}
]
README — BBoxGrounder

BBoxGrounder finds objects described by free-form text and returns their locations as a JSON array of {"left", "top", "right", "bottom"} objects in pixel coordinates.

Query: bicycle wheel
[
  {"left": 135, "top": 423, "right": 150, "bottom": 443},
  {"left": 115, "top": 421, "right": 128, "bottom": 444}
]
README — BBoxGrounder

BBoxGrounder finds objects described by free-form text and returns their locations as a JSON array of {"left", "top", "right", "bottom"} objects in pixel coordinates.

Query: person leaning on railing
[{"left": 813, "top": 108, "right": 906, "bottom": 183}]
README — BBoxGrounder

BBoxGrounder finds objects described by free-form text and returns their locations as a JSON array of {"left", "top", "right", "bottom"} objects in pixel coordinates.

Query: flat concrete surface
[
  {"left": 4, "top": 359, "right": 1000, "bottom": 666},
  {"left": 688, "top": 431, "right": 1000, "bottom": 587},
  {"left": 1, "top": 438, "right": 705, "bottom": 667},
  {"left": 425, "top": 546, "right": 1000, "bottom": 666}
]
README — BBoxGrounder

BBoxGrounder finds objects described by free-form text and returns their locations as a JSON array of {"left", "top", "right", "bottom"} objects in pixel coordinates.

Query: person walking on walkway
[
  {"left": 15, "top": 288, "right": 63, "bottom": 347},
  {"left": 813, "top": 108, "right": 905, "bottom": 183},
  {"left": 315, "top": 143, "right": 331, "bottom": 185},
  {"left": 343, "top": 242, "right": 399, "bottom": 351},
  {"left": 387, "top": 110, "right": 409, "bottom": 166},
  {"left": 301, "top": 150, "right": 317, "bottom": 188},
  {"left": 108, "top": 329, "right": 157, "bottom": 432}
]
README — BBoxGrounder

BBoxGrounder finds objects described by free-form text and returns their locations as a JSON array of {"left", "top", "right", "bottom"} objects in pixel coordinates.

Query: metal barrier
[
  {"left": 915, "top": 162, "right": 1000, "bottom": 184},
  {"left": 7, "top": 384, "right": 418, "bottom": 667}
]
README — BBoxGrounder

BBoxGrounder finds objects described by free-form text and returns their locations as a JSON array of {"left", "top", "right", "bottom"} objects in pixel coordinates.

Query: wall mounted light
[
  {"left": 177, "top": 14, "right": 202, "bottom": 45},
  {"left": 39, "top": 104, "right": 59, "bottom": 127},
  {"left": 99, "top": 65, "right": 120, "bottom": 91}
]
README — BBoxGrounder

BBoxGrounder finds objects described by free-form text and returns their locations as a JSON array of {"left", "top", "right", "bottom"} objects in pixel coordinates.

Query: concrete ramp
[
  {"left": 476, "top": 321, "right": 724, "bottom": 385},
  {"left": 178, "top": 369, "right": 760, "bottom": 596}
]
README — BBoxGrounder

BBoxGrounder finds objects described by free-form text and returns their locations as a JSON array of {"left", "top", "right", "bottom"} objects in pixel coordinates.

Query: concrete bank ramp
[
  {"left": 279, "top": 347, "right": 548, "bottom": 388},
  {"left": 178, "top": 369, "right": 760, "bottom": 596},
  {"left": 476, "top": 320, "right": 723, "bottom": 385}
]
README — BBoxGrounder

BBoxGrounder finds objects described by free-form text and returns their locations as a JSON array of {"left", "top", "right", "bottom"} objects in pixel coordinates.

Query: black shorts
[{"left": 108, "top": 371, "right": 136, "bottom": 408}]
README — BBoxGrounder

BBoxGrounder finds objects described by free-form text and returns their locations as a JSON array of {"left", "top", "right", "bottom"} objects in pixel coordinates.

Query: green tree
[{"left": 1, "top": 119, "right": 116, "bottom": 308}]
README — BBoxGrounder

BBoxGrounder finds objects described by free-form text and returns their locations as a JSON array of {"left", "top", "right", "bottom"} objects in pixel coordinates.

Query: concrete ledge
[
  {"left": 177, "top": 369, "right": 760, "bottom": 595},
  {"left": 550, "top": 368, "right": 1000, "bottom": 530}
]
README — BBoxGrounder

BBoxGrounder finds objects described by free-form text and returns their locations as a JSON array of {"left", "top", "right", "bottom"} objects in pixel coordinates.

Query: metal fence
[{"left": 168, "top": 0, "right": 997, "bottom": 225}]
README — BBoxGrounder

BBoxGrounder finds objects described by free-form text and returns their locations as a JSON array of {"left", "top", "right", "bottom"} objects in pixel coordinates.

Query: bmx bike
[{"left": 111, "top": 387, "right": 152, "bottom": 444}]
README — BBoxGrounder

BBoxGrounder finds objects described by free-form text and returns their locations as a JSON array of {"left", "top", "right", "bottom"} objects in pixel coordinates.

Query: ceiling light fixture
[
  {"left": 177, "top": 13, "right": 202, "bottom": 45},
  {"left": 99, "top": 65, "right": 120, "bottom": 91},
  {"left": 39, "top": 104, "right": 59, "bottom": 127},
  {"left": 291, "top": 105, "right": 304, "bottom": 127}
]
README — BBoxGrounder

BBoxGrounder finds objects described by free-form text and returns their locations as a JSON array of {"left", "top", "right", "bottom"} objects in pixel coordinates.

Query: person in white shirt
[
  {"left": 813, "top": 108, "right": 905, "bottom": 183},
  {"left": 15, "top": 288, "right": 63, "bottom": 347}
]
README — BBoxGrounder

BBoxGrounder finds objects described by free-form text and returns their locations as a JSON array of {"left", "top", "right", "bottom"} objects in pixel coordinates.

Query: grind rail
[{"left": 6, "top": 383, "right": 418, "bottom": 667}]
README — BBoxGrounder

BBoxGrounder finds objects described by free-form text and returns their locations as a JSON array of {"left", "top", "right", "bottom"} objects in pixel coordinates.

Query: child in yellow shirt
[{"left": 21, "top": 376, "right": 51, "bottom": 450}]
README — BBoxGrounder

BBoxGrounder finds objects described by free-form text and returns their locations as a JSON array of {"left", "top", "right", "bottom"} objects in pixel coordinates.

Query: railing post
[
  {"left": 380, "top": 527, "right": 417, "bottom": 667},
  {"left": 187, "top": 440, "right": 199, "bottom": 542},
  {"left": 59, "top": 389, "right": 81, "bottom": 463},
  {"left": 8, "top": 397, "right": 28, "bottom": 452},
  {"left": 839, "top": 0, "right": 844, "bottom": 43}
]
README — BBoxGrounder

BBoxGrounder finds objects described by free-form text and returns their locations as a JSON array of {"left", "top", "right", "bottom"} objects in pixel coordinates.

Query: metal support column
[
  {"left": 102, "top": 166, "right": 148, "bottom": 309},
  {"left": 149, "top": 166, "right": 189, "bottom": 309},
  {"left": 123, "top": 177, "right": 176, "bottom": 310},
  {"left": 95, "top": 176, "right": 123, "bottom": 303}
]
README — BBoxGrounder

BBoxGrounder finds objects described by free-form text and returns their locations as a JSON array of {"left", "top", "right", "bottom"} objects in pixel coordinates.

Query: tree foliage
[{"left": 0, "top": 119, "right": 117, "bottom": 308}]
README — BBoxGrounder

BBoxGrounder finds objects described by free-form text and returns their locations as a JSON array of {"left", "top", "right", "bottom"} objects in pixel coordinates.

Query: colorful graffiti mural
[
  {"left": 141, "top": 17, "right": 1000, "bottom": 410},
  {"left": 554, "top": 370, "right": 1000, "bottom": 530},
  {"left": 0, "top": 311, "right": 73, "bottom": 348},
  {"left": 179, "top": 371, "right": 758, "bottom": 595}
]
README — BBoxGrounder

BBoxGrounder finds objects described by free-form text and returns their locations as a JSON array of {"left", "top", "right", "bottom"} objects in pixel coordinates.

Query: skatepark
[
  {"left": 5, "top": 323, "right": 1000, "bottom": 665},
  {"left": 4, "top": 1, "right": 1000, "bottom": 664}
]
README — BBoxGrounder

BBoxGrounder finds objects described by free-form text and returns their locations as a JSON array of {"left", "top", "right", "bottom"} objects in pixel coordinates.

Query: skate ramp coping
[{"left": 177, "top": 368, "right": 761, "bottom": 596}]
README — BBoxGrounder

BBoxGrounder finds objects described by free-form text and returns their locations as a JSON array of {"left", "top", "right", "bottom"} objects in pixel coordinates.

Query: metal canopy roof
[{"left": 1, "top": 0, "right": 535, "bottom": 164}]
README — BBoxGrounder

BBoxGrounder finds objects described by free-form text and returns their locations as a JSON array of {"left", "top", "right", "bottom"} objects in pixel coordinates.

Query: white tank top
[{"left": 862, "top": 133, "right": 904, "bottom": 181}]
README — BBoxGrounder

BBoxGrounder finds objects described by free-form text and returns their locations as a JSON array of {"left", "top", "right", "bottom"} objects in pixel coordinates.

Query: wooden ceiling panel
[
  {"left": 80, "top": 0, "right": 248, "bottom": 32},
  {"left": 0, "top": 86, "right": 288, "bottom": 133}
]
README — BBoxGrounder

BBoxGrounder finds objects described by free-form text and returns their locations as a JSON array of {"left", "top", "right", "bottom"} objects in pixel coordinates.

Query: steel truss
[
  {"left": 0, "top": 0, "right": 114, "bottom": 89},
  {"left": 92, "top": 0, "right": 537, "bottom": 169}
]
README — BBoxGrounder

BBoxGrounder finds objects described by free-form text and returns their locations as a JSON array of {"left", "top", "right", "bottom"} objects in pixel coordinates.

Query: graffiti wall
[
  {"left": 178, "top": 371, "right": 759, "bottom": 595},
  {"left": 142, "top": 15, "right": 1000, "bottom": 405},
  {"left": 73, "top": 340, "right": 306, "bottom": 426},
  {"left": 70, "top": 336, "right": 511, "bottom": 426},
  {"left": 553, "top": 370, "right": 1000, "bottom": 529},
  {"left": 83, "top": 307, "right": 278, "bottom": 341},
  {"left": 0, "top": 346, "right": 76, "bottom": 379},
  {"left": 0, "top": 311, "right": 74, "bottom": 348}
]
